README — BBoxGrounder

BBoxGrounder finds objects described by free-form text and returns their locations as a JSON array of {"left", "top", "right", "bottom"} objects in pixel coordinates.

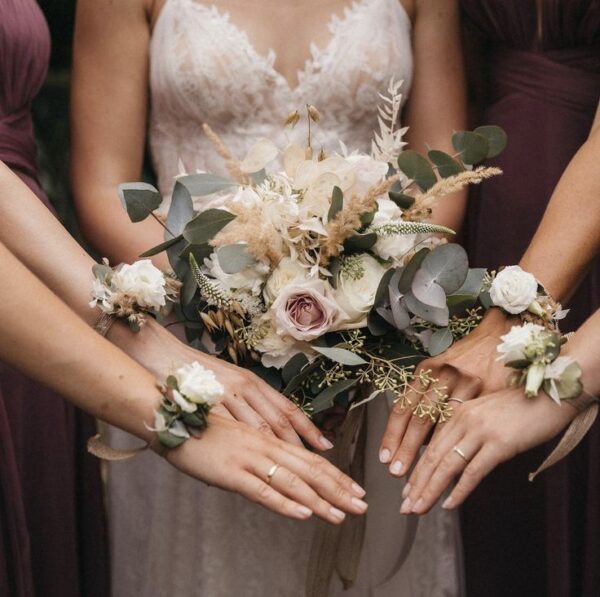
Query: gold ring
[
  {"left": 448, "top": 397, "right": 465, "bottom": 404},
  {"left": 452, "top": 445, "right": 469, "bottom": 462},
  {"left": 266, "top": 464, "right": 280, "bottom": 484}
]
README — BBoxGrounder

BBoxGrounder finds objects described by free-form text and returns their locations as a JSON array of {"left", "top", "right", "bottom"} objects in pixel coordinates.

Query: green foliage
[
  {"left": 397, "top": 150, "right": 437, "bottom": 191},
  {"left": 183, "top": 209, "right": 236, "bottom": 244},
  {"left": 118, "top": 182, "right": 162, "bottom": 222}
]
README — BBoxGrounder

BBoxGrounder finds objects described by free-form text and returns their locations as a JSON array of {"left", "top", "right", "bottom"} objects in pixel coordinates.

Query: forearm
[
  {"left": 519, "top": 104, "right": 600, "bottom": 302},
  {"left": 563, "top": 309, "right": 600, "bottom": 397},
  {"left": 0, "top": 242, "right": 157, "bottom": 441}
]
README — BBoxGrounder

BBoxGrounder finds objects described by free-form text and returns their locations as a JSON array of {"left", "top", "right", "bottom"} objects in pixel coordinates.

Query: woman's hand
[
  {"left": 109, "top": 318, "right": 334, "bottom": 451},
  {"left": 167, "top": 414, "right": 368, "bottom": 524},
  {"left": 399, "top": 387, "right": 576, "bottom": 514},
  {"left": 378, "top": 308, "right": 514, "bottom": 476}
]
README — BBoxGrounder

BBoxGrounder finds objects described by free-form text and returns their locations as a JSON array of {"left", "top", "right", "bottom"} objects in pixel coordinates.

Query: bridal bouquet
[{"left": 119, "top": 81, "right": 506, "bottom": 422}]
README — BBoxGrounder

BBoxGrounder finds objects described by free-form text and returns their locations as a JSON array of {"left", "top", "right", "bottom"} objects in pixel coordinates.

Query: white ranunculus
[
  {"left": 253, "top": 317, "right": 313, "bottom": 369},
  {"left": 334, "top": 254, "right": 388, "bottom": 329},
  {"left": 111, "top": 260, "right": 167, "bottom": 310},
  {"left": 171, "top": 389, "right": 198, "bottom": 413},
  {"left": 490, "top": 266, "right": 538, "bottom": 314},
  {"left": 271, "top": 278, "right": 348, "bottom": 342},
  {"left": 263, "top": 258, "right": 308, "bottom": 305},
  {"left": 370, "top": 198, "right": 420, "bottom": 263},
  {"left": 496, "top": 323, "right": 545, "bottom": 362},
  {"left": 204, "top": 253, "right": 269, "bottom": 297},
  {"left": 174, "top": 361, "right": 224, "bottom": 406},
  {"left": 89, "top": 277, "right": 114, "bottom": 311}
]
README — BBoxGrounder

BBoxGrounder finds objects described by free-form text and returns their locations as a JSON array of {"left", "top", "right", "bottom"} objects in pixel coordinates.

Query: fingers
[
  {"left": 243, "top": 386, "right": 304, "bottom": 447},
  {"left": 271, "top": 449, "right": 368, "bottom": 520},
  {"left": 223, "top": 391, "right": 277, "bottom": 438},
  {"left": 268, "top": 390, "right": 334, "bottom": 451},
  {"left": 378, "top": 390, "right": 415, "bottom": 465},
  {"left": 442, "top": 446, "right": 499, "bottom": 510},
  {"left": 407, "top": 436, "right": 479, "bottom": 515},
  {"left": 235, "top": 472, "right": 314, "bottom": 521},
  {"left": 211, "top": 403, "right": 236, "bottom": 421}
]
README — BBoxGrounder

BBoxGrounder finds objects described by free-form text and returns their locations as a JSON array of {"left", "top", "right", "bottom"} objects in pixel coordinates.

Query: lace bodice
[{"left": 149, "top": 0, "right": 413, "bottom": 202}]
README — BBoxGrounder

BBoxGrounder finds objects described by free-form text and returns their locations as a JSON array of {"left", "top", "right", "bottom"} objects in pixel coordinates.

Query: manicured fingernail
[
  {"left": 329, "top": 507, "right": 346, "bottom": 521},
  {"left": 379, "top": 448, "right": 391, "bottom": 463},
  {"left": 320, "top": 436, "right": 334, "bottom": 450},
  {"left": 352, "top": 482, "right": 366, "bottom": 497},
  {"left": 390, "top": 460, "right": 403, "bottom": 476},
  {"left": 442, "top": 496, "right": 454, "bottom": 510},
  {"left": 400, "top": 497, "right": 412, "bottom": 514},
  {"left": 295, "top": 505, "right": 313, "bottom": 519},
  {"left": 402, "top": 483, "right": 411, "bottom": 499},
  {"left": 351, "top": 497, "right": 368, "bottom": 513},
  {"left": 411, "top": 498, "right": 423, "bottom": 513}
]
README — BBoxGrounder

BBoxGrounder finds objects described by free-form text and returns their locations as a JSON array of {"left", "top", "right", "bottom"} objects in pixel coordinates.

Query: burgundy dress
[
  {"left": 0, "top": 1, "right": 108, "bottom": 596},
  {"left": 461, "top": 1, "right": 600, "bottom": 596}
]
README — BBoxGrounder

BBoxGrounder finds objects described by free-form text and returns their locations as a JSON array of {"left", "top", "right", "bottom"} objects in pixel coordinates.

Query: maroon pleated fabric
[
  {"left": 460, "top": 1, "right": 600, "bottom": 596},
  {"left": 0, "top": 1, "right": 108, "bottom": 595}
]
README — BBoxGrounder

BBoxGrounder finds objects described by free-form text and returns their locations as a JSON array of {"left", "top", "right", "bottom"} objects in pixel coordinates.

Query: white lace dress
[{"left": 107, "top": 1, "right": 465, "bottom": 595}]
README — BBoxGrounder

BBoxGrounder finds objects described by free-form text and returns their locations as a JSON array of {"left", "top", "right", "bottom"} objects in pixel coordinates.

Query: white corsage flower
[
  {"left": 490, "top": 266, "right": 538, "bottom": 314},
  {"left": 175, "top": 361, "right": 224, "bottom": 406},
  {"left": 111, "top": 260, "right": 168, "bottom": 310},
  {"left": 334, "top": 254, "right": 387, "bottom": 329},
  {"left": 496, "top": 323, "right": 546, "bottom": 363}
]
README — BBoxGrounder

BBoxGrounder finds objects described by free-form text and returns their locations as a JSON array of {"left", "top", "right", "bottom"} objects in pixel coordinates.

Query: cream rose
[
  {"left": 490, "top": 266, "right": 538, "bottom": 314},
  {"left": 271, "top": 279, "right": 347, "bottom": 342},
  {"left": 253, "top": 316, "right": 313, "bottom": 369},
  {"left": 174, "top": 361, "right": 224, "bottom": 406},
  {"left": 334, "top": 254, "right": 387, "bottom": 329},
  {"left": 111, "top": 260, "right": 167, "bottom": 310},
  {"left": 263, "top": 258, "right": 308, "bottom": 305},
  {"left": 371, "top": 199, "right": 420, "bottom": 263}
]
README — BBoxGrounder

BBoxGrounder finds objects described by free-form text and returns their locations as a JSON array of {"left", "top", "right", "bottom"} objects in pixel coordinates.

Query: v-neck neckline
[{"left": 157, "top": 0, "right": 383, "bottom": 93}]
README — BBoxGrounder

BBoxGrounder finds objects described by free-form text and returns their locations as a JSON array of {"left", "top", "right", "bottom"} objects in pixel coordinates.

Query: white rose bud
[
  {"left": 490, "top": 266, "right": 538, "bottom": 314},
  {"left": 112, "top": 260, "right": 167, "bottom": 310},
  {"left": 175, "top": 362, "right": 224, "bottom": 406}
]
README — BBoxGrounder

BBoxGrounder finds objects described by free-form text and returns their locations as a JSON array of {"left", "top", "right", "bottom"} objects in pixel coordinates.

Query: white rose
[
  {"left": 496, "top": 323, "right": 545, "bottom": 363},
  {"left": 175, "top": 361, "right": 224, "bottom": 406},
  {"left": 271, "top": 278, "right": 348, "bottom": 342},
  {"left": 371, "top": 199, "right": 420, "bottom": 263},
  {"left": 253, "top": 316, "right": 314, "bottom": 369},
  {"left": 111, "top": 260, "right": 167, "bottom": 310},
  {"left": 204, "top": 253, "right": 269, "bottom": 297},
  {"left": 490, "top": 266, "right": 538, "bottom": 314},
  {"left": 263, "top": 258, "right": 308, "bottom": 305},
  {"left": 343, "top": 154, "right": 389, "bottom": 197},
  {"left": 334, "top": 254, "right": 387, "bottom": 329}
]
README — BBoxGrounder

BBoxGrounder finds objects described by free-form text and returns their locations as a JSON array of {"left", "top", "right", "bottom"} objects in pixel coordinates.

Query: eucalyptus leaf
[
  {"left": 404, "top": 291, "right": 449, "bottom": 327},
  {"left": 157, "top": 431, "right": 187, "bottom": 449},
  {"left": 118, "top": 182, "right": 162, "bottom": 223},
  {"left": 250, "top": 365, "right": 283, "bottom": 391},
  {"left": 418, "top": 244, "right": 469, "bottom": 294},
  {"left": 398, "top": 248, "right": 430, "bottom": 294},
  {"left": 412, "top": 270, "right": 448, "bottom": 309},
  {"left": 328, "top": 257, "right": 342, "bottom": 289},
  {"left": 429, "top": 327, "right": 454, "bottom": 356},
  {"left": 360, "top": 210, "right": 377, "bottom": 227},
  {"left": 390, "top": 295, "right": 411, "bottom": 330},
  {"left": 313, "top": 346, "right": 368, "bottom": 366},
  {"left": 216, "top": 244, "right": 255, "bottom": 274},
  {"left": 181, "top": 268, "right": 198, "bottom": 306},
  {"left": 282, "top": 353, "right": 310, "bottom": 385},
  {"left": 373, "top": 268, "right": 396, "bottom": 308},
  {"left": 388, "top": 191, "right": 415, "bottom": 210},
  {"left": 452, "top": 131, "right": 489, "bottom": 165},
  {"left": 166, "top": 181, "right": 194, "bottom": 237},
  {"left": 367, "top": 309, "right": 391, "bottom": 336},
  {"left": 328, "top": 186, "right": 343, "bottom": 222},
  {"left": 250, "top": 169, "right": 268, "bottom": 185},
  {"left": 140, "top": 235, "right": 183, "bottom": 258},
  {"left": 177, "top": 173, "right": 237, "bottom": 196},
  {"left": 397, "top": 150, "right": 437, "bottom": 191},
  {"left": 183, "top": 209, "right": 236, "bottom": 244},
  {"left": 311, "top": 378, "right": 358, "bottom": 414},
  {"left": 474, "top": 125, "right": 507, "bottom": 158},
  {"left": 344, "top": 232, "right": 378, "bottom": 252},
  {"left": 428, "top": 150, "right": 465, "bottom": 178},
  {"left": 451, "top": 267, "right": 486, "bottom": 298}
]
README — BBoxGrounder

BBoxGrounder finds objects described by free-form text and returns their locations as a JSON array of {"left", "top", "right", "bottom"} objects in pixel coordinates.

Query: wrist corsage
[
  {"left": 488, "top": 266, "right": 567, "bottom": 330},
  {"left": 87, "top": 361, "right": 224, "bottom": 461},
  {"left": 90, "top": 258, "right": 180, "bottom": 334},
  {"left": 149, "top": 362, "right": 225, "bottom": 448},
  {"left": 497, "top": 323, "right": 582, "bottom": 402}
]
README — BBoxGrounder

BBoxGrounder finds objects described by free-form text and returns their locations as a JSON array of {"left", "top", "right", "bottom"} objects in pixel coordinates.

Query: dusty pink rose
[{"left": 272, "top": 279, "right": 346, "bottom": 342}]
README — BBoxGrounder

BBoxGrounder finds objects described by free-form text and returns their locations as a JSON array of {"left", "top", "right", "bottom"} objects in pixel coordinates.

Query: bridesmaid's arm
[
  {"left": 71, "top": 0, "right": 167, "bottom": 267},
  {"left": 0, "top": 242, "right": 366, "bottom": 523},
  {"left": 402, "top": 0, "right": 468, "bottom": 234},
  {"left": 0, "top": 162, "right": 331, "bottom": 450},
  {"left": 519, "top": 102, "right": 600, "bottom": 302}
]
